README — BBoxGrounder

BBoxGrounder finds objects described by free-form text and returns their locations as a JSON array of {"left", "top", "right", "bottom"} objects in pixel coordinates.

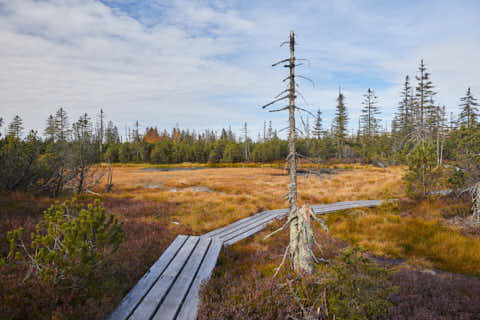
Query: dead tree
[
  {"left": 262, "top": 31, "right": 325, "bottom": 274},
  {"left": 466, "top": 182, "right": 480, "bottom": 223}
]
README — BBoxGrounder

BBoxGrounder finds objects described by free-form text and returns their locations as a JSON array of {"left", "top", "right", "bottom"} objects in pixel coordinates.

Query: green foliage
[
  {"left": 222, "top": 142, "right": 242, "bottom": 163},
  {"left": 7, "top": 198, "right": 124, "bottom": 289},
  {"left": 448, "top": 168, "right": 466, "bottom": 195},
  {"left": 0, "top": 131, "right": 44, "bottom": 191},
  {"left": 404, "top": 140, "right": 441, "bottom": 199},
  {"left": 325, "top": 248, "right": 395, "bottom": 320}
]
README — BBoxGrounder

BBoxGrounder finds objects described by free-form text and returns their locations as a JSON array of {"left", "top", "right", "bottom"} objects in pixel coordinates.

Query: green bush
[
  {"left": 404, "top": 140, "right": 441, "bottom": 199},
  {"left": 325, "top": 248, "right": 396, "bottom": 320},
  {"left": 7, "top": 198, "right": 124, "bottom": 291}
]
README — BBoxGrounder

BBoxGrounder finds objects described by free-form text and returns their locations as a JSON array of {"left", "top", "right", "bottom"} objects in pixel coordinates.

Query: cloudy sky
[{"left": 1, "top": 0, "right": 479, "bottom": 139}]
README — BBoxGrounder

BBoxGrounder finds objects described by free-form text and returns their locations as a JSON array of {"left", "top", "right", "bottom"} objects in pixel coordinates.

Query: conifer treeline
[{"left": 1, "top": 60, "right": 478, "bottom": 172}]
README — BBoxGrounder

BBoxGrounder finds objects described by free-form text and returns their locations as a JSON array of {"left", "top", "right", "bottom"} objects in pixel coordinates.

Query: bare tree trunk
[
  {"left": 285, "top": 31, "right": 314, "bottom": 274},
  {"left": 471, "top": 182, "right": 480, "bottom": 223}
]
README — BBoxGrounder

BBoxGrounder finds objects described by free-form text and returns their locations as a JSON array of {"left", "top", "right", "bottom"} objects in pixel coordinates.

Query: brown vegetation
[{"left": 2, "top": 163, "right": 480, "bottom": 319}]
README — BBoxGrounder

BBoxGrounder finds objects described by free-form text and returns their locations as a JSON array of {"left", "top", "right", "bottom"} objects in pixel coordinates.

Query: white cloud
[{"left": 0, "top": 0, "right": 479, "bottom": 139}]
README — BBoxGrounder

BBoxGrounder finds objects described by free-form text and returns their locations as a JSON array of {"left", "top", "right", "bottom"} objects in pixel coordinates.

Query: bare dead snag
[
  {"left": 470, "top": 182, "right": 480, "bottom": 223},
  {"left": 290, "top": 205, "right": 315, "bottom": 273},
  {"left": 262, "top": 31, "right": 321, "bottom": 274},
  {"left": 105, "top": 159, "right": 113, "bottom": 193}
]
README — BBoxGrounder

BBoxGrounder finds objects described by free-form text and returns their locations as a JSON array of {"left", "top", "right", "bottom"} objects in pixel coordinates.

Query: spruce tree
[
  {"left": 459, "top": 87, "right": 479, "bottom": 128},
  {"left": 360, "top": 88, "right": 381, "bottom": 138},
  {"left": 414, "top": 59, "right": 436, "bottom": 139},
  {"left": 55, "top": 107, "right": 70, "bottom": 142},
  {"left": 333, "top": 88, "right": 348, "bottom": 156},
  {"left": 105, "top": 121, "right": 120, "bottom": 144},
  {"left": 44, "top": 114, "right": 56, "bottom": 142},
  {"left": 312, "top": 109, "right": 323, "bottom": 139},
  {"left": 8, "top": 115, "right": 23, "bottom": 138},
  {"left": 394, "top": 75, "right": 413, "bottom": 137}
]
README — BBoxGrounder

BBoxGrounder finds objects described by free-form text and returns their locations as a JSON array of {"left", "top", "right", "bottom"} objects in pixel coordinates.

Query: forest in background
[{"left": 1, "top": 60, "right": 479, "bottom": 198}]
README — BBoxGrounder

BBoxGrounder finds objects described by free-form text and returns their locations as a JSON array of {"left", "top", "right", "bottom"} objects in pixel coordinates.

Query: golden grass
[
  {"left": 93, "top": 163, "right": 480, "bottom": 276},
  {"left": 100, "top": 165, "right": 405, "bottom": 234},
  {"left": 327, "top": 200, "right": 480, "bottom": 275}
]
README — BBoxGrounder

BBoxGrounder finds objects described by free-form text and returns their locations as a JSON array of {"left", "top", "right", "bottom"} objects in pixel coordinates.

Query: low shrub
[
  {"left": 7, "top": 198, "right": 124, "bottom": 288},
  {"left": 198, "top": 247, "right": 395, "bottom": 320}
]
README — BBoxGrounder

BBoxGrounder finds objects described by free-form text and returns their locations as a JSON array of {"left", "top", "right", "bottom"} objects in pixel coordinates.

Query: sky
[{"left": 0, "top": 0, "right": 479, "bottom": 139}]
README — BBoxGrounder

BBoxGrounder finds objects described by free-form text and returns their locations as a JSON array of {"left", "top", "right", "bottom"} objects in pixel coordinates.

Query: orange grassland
[{"left": 104, "top": 164, "right": 405, "bottom": 234}]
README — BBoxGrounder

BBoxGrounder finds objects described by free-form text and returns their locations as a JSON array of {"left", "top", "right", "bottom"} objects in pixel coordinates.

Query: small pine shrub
[
  {"left": 404, "top": 141, "right": 441, "bottom": 199},
  {"left": 324, "top": 248, "right": 396, "bottom": 320},
  {"left": 7, "top": 198, "right": 124, "bottom": 291}
]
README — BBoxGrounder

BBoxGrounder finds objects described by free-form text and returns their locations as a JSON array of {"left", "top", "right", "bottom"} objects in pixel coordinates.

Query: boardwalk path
[{"left": 108, "top": 200, "right": 383, "bottom": 320}]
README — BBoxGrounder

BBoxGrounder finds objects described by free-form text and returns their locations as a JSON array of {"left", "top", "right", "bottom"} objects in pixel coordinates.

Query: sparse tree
[
  {"left": 44, "top": 114, "right": 56, "bottom": 142},
  {"left": 54, "top": 107, "right": 70, "bottom": 142},
  {"left": 312, "top": 109, "right": 323, "bottom": 140},
  {"left": 241, "top": 122, "right": 250, "bottom": 161},
  {"left": 105, "top": 121, "right": 120, "bottom": 144},
  {"left": 414, "top": 59, "right": 436, "bottom": 139},
  {"left": 459, "top": 87, "right": 479, "bottom": 129},
  {"left": 394, "top": 75, "right": 413, "bottom": 139},
  {"left": 97, "top": 109, "right": 105, "bottom": 152},
  {"left": 262, "top": 31, "right": 326, "bottom": 274},
  {"left": 360, "top": 88, "right": 381, "bottom": 138},
  {"left": 8, "top": 115, "right": 24, "bottom": 139},
  {"left": 333, "top": 88, "right": 348, "bottom": 158},
  {"left": 70, "top": 113, "right": 103, "bottom": 194}
]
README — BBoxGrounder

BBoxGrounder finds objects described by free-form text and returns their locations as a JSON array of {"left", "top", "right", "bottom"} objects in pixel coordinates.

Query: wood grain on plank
[
  {"left": 107, "top": 235, "right": 188, "bottom": 320},
  {"left": 152, "top": 237, "right": 212, "bottom": 320},
  {"left": 176, "top": 238, "right": 223, "bottom": 320},
  {"left": 129, "top": 236, "right": 199, "bottom": 320}
]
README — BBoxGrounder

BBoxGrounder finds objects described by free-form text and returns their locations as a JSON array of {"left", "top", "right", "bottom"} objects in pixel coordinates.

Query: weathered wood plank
[
  {"left": 223, "top": 224, "right": 266, "bottom": 246},
  {"left": 216, "top": 210, "right": 286, "bottom": 241},
  {"left": 152, "top": 237, "right": 212, "bottom": 320},
  {"left": 128, "top": 236, "right": 199, "bottom": 320},
  {"left": 107, "top": 235, "right": 188, "bottom": 320},
  {"left": 202, "top": 210, "right": 279, "bottom": 238},
  {"left": 223, "top": 201, "right": 383, "bottom": 245},
  {"left": 176, "top": 238, "right": 223, "bottom": 320}
]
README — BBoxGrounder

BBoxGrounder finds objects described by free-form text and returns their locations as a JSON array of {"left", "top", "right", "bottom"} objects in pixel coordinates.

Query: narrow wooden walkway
[{"left": 108, "top": 200, "right": 382, "bottom": 320}]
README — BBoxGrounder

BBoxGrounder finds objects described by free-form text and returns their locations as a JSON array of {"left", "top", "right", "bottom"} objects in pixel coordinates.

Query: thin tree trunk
[{"left": 286, "top": 31, "right": 314, "bottom": 274}]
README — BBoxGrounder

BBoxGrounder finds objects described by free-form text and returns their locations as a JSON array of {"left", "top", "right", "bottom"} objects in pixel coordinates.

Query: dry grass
[
  {"left": 101, "top": 165, "right": 405, "bottom": 234},
  {"left": 327, "top": 199, "right": 480, "bottom": 275}
]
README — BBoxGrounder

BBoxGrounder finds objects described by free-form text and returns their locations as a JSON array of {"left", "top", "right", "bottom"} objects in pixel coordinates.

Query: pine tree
[
  {"left": 105, "top": 121, "right": 120, "bottom": 144},
  {"left": 360, "top": 88, "right": 381, "bottom": 138},
  {"left": 394, "top": 75, "right": 413, "bottom": 137},
  {"left": 8, "top": 115, "right": 23, "bottom": 138},
  {"left": 54, "top": 107, "right": 70, "bottom": 142},
  {"left": 414, "top": 59, "right": 436, "bottom": 139},
  {"left": 312, "top": 109, "right": 323, "bottom": 139},
  {"left": 333, "top": 88, "right": 348, "bottom": 156},
  {"left": 459, "top": 87, "right": 479, "bottom": 128},
  {"left": 44, "top": 115, "right": 56, "bottom": 142},
  {"left": 0, "top": 117, "right": 3, "bottom": 137}
]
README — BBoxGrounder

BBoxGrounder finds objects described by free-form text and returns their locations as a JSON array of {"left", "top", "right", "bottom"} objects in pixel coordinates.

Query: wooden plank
[
  {"left": 176, "top": 238, "right": 223, "bottom": 320},
  {"left": 223, "top": 224, "right": 266, "bottom": 246},
  {"left": 204, "top": 210, "right": 280, "bottom": 239},
  {"left": 129, "top": 236, "right": 199, "bottom": 320},
  {"left": 107, "top": 235, "right": 188, "bottom": 320},
  {"left": 152, "top": 237, "right": 212, "bottom": 320},
  {"left": 202, "top": 209, "right": 278, "bottom": 238},
  {"left": 224, "top": 201, "right": 383, "bottom": 246},
  {"left": 216, "top": 210, "right": 286, "bottom": 241}
]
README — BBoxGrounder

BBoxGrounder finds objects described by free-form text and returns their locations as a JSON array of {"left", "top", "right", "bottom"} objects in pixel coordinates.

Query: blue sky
[{"left": 1, "top": 0, "right": 479, "bottom": 139}]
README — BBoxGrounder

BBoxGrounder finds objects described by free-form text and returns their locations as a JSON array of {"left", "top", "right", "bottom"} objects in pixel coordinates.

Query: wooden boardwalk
[{"left": 108, "top": 200, "right": 382, "bottom": 320}]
